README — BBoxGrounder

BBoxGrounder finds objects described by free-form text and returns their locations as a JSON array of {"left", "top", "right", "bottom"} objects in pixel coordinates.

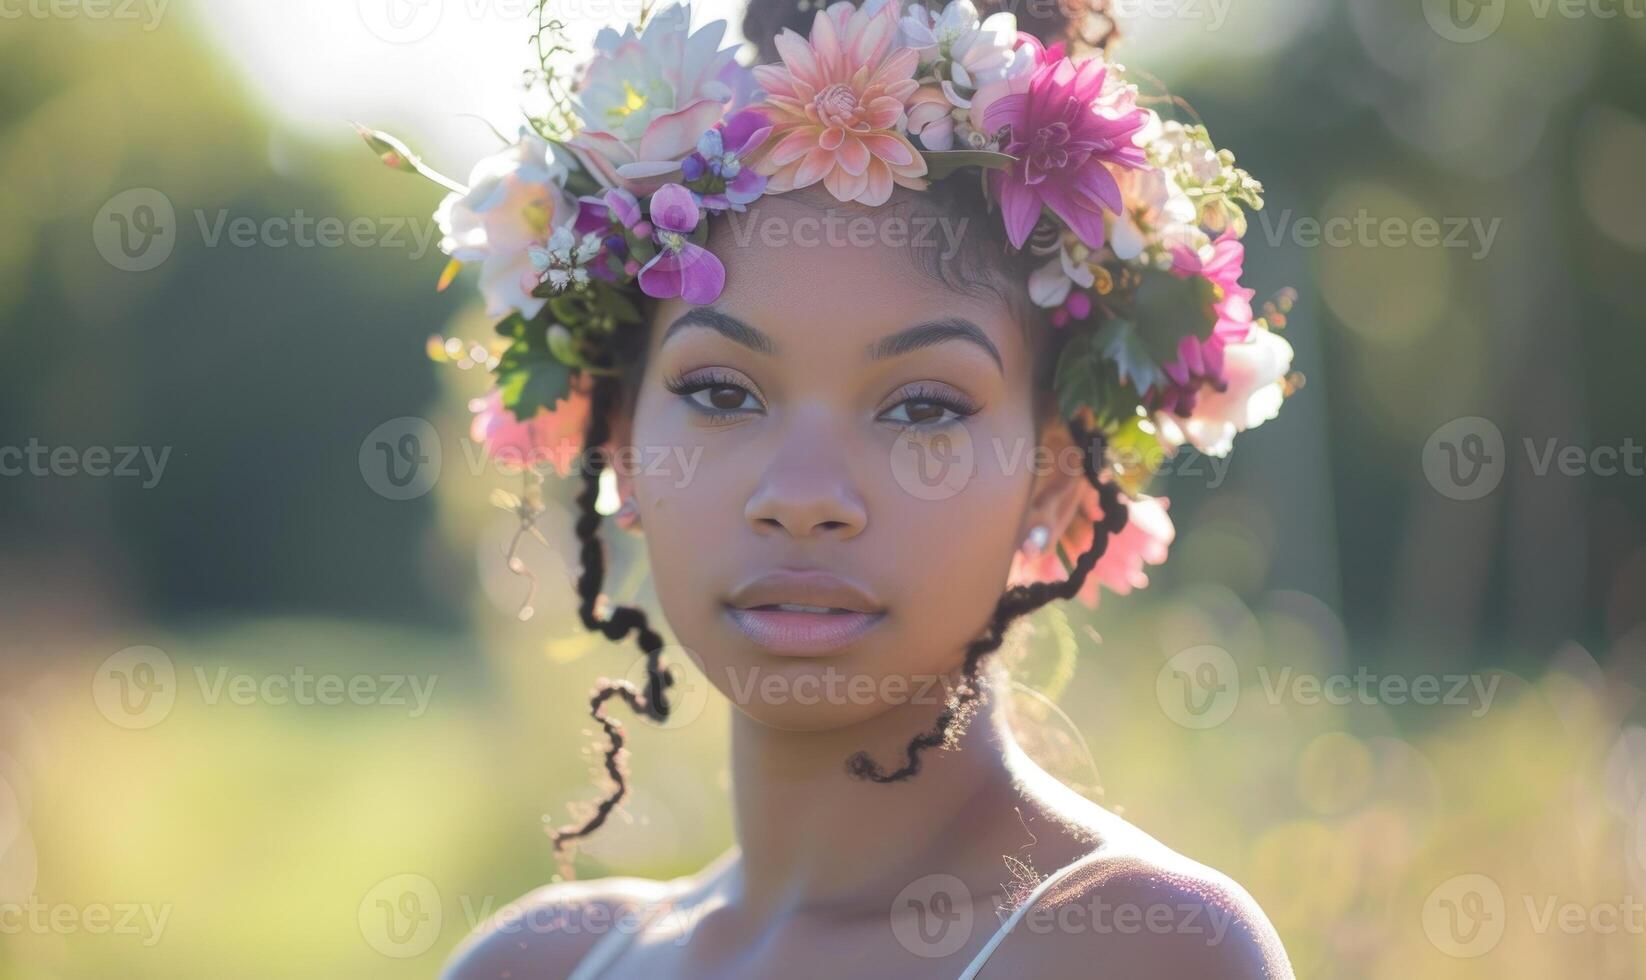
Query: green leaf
[
  {"left": 920, "top": 150, "right": 1017, "bottom": 181},
  {"left": 1093, "top": 319, "right": 1166, "bottom": 396},
  {"left": 1126, "top": 269, "right": 1218, "bottom": 366},
  {"left": 492, "top": 314, "right": 572, "bottom": 420},
  {"left": 1053, "top": 331, "right": 1105, "bottom": 423},
  {"left": 593, "top": 280, "right": 643, "bottom": 326}
]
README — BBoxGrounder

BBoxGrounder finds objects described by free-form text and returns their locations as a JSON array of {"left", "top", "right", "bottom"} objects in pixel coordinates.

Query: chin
[{"left": 709, "top": 658, "right": 915, "bottom": 733}]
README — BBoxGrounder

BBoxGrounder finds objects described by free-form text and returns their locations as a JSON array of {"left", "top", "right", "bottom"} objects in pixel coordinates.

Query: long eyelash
[
  {"left": 661, "top": 367, "right": 743, "bottom": 396},
  {"left": 662, "top": 368, "right": 756, "bottom": 422},
  {"left": 894, "top": 383, "right": 981, "bottom": 423}
]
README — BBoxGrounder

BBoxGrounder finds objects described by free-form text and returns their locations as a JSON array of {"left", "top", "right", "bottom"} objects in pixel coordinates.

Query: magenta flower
[
  {"left": 981, "top": 55, "right": 1149, "bottom": 249},
  {"left": 1152, "top": 231, "right": 1258, "bottom": 415},
  {"left": 637, "top": 183, "right": 725, "bottom": 304}
]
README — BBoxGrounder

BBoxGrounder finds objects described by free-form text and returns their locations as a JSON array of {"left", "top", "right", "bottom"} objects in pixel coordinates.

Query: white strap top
[{"left": 566, "top": 857, "right": 1089, "bottom": 980}]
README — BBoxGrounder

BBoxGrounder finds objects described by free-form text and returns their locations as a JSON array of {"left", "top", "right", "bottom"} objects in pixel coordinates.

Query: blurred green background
[{"left": 1, "top": 1, "right": 1644, "bottom": 977}]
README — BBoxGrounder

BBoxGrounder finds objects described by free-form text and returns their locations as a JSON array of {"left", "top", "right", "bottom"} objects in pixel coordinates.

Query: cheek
[{"left": 878, "top": 420, "right": 1035, "bottom": 667}]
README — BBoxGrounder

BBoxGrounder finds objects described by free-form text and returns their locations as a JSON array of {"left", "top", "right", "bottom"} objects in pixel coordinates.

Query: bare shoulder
[
  {"left": 987, "top": 818, "right": 1293, "bottom": 979},
  {"left": 439, "top": 874, "right": 686, "bottom": 980}
]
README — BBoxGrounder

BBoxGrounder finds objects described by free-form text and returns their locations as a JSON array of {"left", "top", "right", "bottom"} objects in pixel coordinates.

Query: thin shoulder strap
[
  {"left": 955, "top": 858, "right": 1091, "bottom": 980},
  {"left": 563, "top": 874, "right": 719, "bottom": 980}
]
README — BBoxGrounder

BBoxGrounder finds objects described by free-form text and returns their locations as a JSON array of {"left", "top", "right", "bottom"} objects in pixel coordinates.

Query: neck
[{"left": 724, "top": 664, "right": 1038, "bottom": 912}]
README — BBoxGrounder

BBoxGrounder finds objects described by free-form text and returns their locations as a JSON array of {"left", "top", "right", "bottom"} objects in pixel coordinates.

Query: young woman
[{"left": 370, "top": 0, "right": 1299, "bottom": 975}]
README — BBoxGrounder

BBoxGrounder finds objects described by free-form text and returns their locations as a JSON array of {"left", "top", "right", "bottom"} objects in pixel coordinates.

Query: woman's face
[{"left": 617, "top": 189, "right": 1082, "bottom": 731}]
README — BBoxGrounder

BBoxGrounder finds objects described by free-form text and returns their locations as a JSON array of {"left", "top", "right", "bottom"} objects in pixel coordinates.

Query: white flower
[
  {"left": 528, "top": 227, "right": 605, "bottom": 293},
  {"left": 1028, "top": 245, "right": 1096, "bottom": 308},
  {"left": 436, "top": 130, "right": 573, "bottom": 318},
  {"left": 1155, "top": 326, "right": 1293, "bottom": 457},
  {"left": 900, "top": 0, "right": 1027, "bottom": 108}
]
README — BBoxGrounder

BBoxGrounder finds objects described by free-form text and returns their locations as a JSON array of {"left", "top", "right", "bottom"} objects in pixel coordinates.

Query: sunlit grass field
[{"left": 4, "top": 596, "right": 1640, "bottom": 978}]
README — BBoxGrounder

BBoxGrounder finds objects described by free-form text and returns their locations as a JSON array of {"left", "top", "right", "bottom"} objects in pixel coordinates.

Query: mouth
[
  {"left": 723, "top": 567, "right": 889, "bottom": 655},
  {"left": 722, "top": 604, "right": 887, "bottom": 656}
]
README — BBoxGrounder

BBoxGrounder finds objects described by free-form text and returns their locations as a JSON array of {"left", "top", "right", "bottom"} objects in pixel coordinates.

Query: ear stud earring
[
  {"left": 614, "top": 499, "right": 641, "bottom": 532},
  {"left": 1024, "top": 524, "right": 1051, "bottom": 558}
]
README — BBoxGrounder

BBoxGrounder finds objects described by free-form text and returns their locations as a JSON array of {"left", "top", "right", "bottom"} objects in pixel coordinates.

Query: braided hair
[{"left": 547, "top": 0, "right": 1128, "bottom": 858}]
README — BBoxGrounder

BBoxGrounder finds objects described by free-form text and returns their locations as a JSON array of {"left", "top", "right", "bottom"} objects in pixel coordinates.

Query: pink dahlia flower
[
  {"left": 749, "top": 0, "right": 928, "bottom": 205},
  {"left": 981, "top": 55, "right": 1149, "bottom": 249}
]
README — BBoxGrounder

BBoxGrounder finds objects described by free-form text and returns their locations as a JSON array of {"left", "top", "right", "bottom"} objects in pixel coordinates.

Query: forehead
[{"left": 679, "top": 186, "right": 1024, "bottom": 350}]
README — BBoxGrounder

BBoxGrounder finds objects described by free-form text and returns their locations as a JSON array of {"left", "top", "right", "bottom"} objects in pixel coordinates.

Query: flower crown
[{"left": 361, "top": 0, "right": 1299, "bottom": 609}]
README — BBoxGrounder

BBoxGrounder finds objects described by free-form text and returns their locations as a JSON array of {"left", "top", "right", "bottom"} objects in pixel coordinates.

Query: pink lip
[{"left": 723, "top": 605, "right": 886, "bottom": 656}]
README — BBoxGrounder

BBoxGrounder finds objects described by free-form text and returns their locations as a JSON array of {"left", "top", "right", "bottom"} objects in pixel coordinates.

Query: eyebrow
[{"left": 661, "top": 307, "right": 1004, "bottom": 374}]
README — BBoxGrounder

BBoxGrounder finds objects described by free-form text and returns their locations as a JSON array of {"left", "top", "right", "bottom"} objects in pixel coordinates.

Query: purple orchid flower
[
  {"left": 637, "top": 183, "right": 725, "bottom": 304},
  {"left": 680, "top": 110, "right": 772, "bottom": 212}
]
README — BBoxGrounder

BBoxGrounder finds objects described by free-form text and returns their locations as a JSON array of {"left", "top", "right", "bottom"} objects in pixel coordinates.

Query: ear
[
  {"left": 606, "top": 402, "right": 636, "bottom": 505},
  {"left": 1020, "top": 418, "right": 1090, "bottom": 550}
]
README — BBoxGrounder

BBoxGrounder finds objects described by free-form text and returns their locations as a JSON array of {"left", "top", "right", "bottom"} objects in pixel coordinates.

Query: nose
[{"left": 743, "top": 421, "right": 868, "bottom": 540}]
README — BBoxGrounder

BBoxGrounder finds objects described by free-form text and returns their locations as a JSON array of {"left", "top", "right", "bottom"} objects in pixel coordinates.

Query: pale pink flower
[
  {"left": 749, "top": 0, "right": 929, "bottom": 205},
  {"left": 1155, "top": 326, "right": 1293, "bottom": 458},
  {"left": 1008, "top": 485, "right": 1174, "bottom": 609},
  {"left": 436, "top": 132, "right": 572, "bottom": 319},
  {"left": 469, "top": 383, "right": 592, "bottom": 478},
  {"left": 568, "top": 3, "right": 741, "bottom": 195}
]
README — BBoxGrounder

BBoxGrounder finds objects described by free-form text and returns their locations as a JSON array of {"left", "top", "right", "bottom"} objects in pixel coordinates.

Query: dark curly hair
[{"left": 548, "top": 0, "right": 1127, "bottom": 858}]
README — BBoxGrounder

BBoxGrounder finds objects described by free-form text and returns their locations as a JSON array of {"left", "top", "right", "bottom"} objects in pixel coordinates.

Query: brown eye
[
  {"left": 903, "top": 400, "right": 945, "bottom": 425},
  {"left": 707, "top": 385, "right": 746, "bottom": 411},
  {"left": 879, "top": 387, "right": 978, "bottom": 428}
]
